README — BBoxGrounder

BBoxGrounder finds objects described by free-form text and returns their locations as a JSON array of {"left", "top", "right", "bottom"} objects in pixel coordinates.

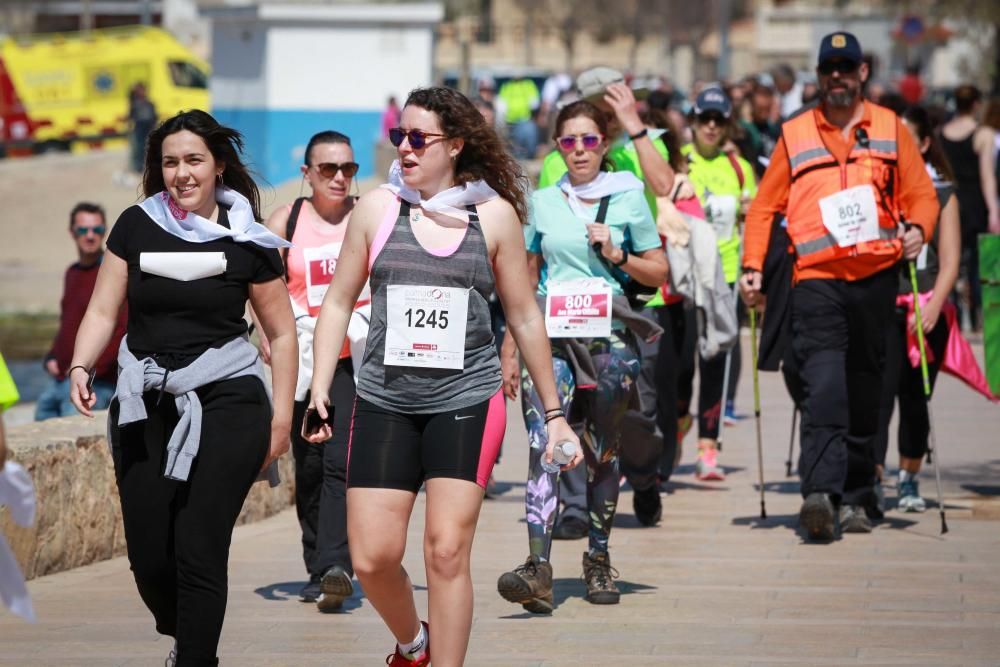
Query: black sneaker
[
  {"left": 299, "top": 574, "right": 322, "bottom": 603},
  {"left": 582, "top": 551, "right": 620, "bottom": 605},
  {"left": 799, "top": 492, "right": 836, "bottom": 541},
  {"left": 839, "top": 505, "right": 873, "bottom": 533},
  {"left": 497, "top": 554, "right": 554, "bottom": 614},
  {"left": 318, "top": 565, "right": 353, "bottom": 612},
  {"left": 633, "top": 485, "right": 662, "bottom": 527},
  {"left": 552, "top": 516, "right": 588, "bottom": 540}
]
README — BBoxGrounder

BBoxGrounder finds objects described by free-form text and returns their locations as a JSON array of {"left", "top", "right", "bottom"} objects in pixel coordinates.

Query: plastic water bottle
[{"left": 540, "top": 440, "right": 576, "bottom": 474}]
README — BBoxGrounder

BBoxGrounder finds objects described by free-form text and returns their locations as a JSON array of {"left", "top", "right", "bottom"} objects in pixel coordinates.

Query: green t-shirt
[
  {"left": 537, "top": 129, "right": 671, "bottom": 217},
  {"left": 525, "top": 186, "right": 661, "bottom": 296},
  {"left": 681, "top": 143, "right": 757, "bottom": 283}
]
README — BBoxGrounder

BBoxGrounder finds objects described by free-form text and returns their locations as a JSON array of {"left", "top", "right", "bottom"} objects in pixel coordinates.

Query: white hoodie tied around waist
[{"left": 112, "top": 334, "right": 279, "bottom": 486}]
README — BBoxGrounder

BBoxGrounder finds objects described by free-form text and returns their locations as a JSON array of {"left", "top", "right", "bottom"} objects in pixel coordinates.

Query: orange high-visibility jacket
[{"left": 783, "top": 104, "right": 901, "bottom": 269}]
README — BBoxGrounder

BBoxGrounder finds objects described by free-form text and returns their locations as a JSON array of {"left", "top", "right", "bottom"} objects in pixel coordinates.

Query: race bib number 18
[
  {"left": 384, "top": 285, "right": 469, "bottom": 370},
  {"left": 303, "top": 243, "right": 342, "bottom": 307}
]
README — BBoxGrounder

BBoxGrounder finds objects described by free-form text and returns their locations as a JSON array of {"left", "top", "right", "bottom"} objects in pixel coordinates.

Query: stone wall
[{"left": 0, "top": 412, "right": 295, "bottom": 580}]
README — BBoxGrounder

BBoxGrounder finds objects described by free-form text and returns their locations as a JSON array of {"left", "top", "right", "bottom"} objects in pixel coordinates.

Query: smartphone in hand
[
  {"left": 85, "top": 368, "right": 97, "bottom": 400},
  {"left": 301, "top": 406, "right": 335, "bottom": 439}
]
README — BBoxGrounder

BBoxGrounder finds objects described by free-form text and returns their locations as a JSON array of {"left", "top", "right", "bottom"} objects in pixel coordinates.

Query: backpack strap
[
  {"left": 594, "top": 195, "right": 611, "bottom": 224},
  {"left": 726, "top": 151, "right": 746, "bottom": 191},
  {"left": 283, "top": 196, "right": 308, "bottom": 282},
  {"left": 591, "top": 195, "right": 616, "bottom": 266}
]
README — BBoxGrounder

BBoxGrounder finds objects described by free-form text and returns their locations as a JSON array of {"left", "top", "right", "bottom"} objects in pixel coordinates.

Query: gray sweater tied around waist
[{"left": 112, "top": 334, "right": 279, "bottom": 486}]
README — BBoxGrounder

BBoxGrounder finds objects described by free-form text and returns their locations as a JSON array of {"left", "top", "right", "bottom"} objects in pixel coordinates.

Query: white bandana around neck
[
  {"left": 139, "top": 187, "right": 291, "bottom": 249},
  {"left": 380, "top": 159, "right": 499, "bottom": 220},
  {"left": 557, "top": 171, "right": 644, "bottom": 221}
]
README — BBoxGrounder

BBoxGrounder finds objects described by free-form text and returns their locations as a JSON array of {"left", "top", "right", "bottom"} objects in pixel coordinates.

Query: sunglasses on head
[
  {"left": 556, "top": 134, "right": 603, "bottom": 151},
  {"left": 74, "top": 225, "right": 106, "bottom": 237},
  {"left": 696, "top": 112, "right": 727, "bottom": 126},
  {"left": 313, "top": 162, "right": 359, "bottom": 179},
  {"left": 388, "top": 127, "right": 447, "bottom": 149},
  {"left": 818, "top": 59, "right": 859, "bottom": 76}
]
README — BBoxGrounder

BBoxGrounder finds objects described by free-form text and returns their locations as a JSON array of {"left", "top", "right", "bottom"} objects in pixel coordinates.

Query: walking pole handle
[{"left": 907, "top": 261, "right": 932, "bottom": 398}]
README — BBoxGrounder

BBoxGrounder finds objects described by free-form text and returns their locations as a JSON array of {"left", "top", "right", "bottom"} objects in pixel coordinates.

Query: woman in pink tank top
[{"left": 259, "top": 131, "right": 362, "bottom": 612}]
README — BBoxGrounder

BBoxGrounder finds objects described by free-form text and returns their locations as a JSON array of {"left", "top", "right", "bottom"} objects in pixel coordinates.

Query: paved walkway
[{"left": 2, "top": 338, "right": 1000, "bottom": 666}]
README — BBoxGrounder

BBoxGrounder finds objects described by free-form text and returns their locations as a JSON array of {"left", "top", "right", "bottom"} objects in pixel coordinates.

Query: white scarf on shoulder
[
  {"left": 139, "top": 187, "right": 291, "bottom": 249},
  {"left": 556, "top": 171, "right": 644, "bottom": 221},
  {"left": 380, "top": 160, "right": 499, "bottom": 219}
]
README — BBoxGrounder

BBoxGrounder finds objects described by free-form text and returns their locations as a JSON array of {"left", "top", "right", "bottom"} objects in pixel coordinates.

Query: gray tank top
[{"left": 356, "top": 199, "right": 502, "bottom": 413}]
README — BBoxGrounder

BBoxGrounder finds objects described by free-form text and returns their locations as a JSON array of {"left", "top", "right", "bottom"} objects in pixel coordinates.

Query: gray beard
[{"left": 824, "top": 88, "right": 857, "bottom": 107}]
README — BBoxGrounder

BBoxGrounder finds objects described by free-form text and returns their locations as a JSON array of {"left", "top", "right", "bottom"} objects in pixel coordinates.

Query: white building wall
[
  {"left": 210, "top": 20, "right": 268, "bottom": 109},
  {"left": 265, "top": 24, "right": 433, "bottom": 110}
]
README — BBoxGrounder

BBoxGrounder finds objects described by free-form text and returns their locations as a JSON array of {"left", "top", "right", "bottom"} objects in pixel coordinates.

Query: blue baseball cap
[
  {"left": 818, "top": 32, "right": 863, "bottom": 66},
  {"left": 693, "top": 87, "right": 732, "bottom": 118}
]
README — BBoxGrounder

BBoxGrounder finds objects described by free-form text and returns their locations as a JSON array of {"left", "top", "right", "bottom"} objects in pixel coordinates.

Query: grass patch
[{"left": 0, "top": 313, "right": 59, "bottom": 360}]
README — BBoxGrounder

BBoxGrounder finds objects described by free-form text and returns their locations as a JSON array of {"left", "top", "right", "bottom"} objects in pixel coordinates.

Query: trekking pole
[
  {"left": 786, "top": 407, "right": 798, "bottom": 478},
  {"left": 908, "top": 260, "right": 948, "bottom": 535},
  {"left": 716, "top": 279, "right": 742, "bottom": 452},
  {"left": 749, "top": 306, "right": 767, "bottom": 519}
]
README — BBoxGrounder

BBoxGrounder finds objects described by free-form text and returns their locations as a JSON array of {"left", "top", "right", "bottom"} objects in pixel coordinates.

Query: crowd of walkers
[{"left": 46, "top": 28, "right": 998, "bottom": 667}]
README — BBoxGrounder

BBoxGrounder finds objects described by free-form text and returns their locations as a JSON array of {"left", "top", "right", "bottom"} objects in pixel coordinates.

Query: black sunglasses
[
  {"left": 388, "top": 127, "right": 447, "bottom": 149},
  {"left": 818, "top": 59, "right": 860, "bottom": 76},
  {"left": 696, "top": 112, "right": 727, "bottom": 126},
  {"left": 313, "top": 162, "right": 359, "bottom": 179}
]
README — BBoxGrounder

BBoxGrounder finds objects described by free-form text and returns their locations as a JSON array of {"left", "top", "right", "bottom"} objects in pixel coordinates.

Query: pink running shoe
[{"left": 695, "top": 448, "right": 726, "bottom": 481}]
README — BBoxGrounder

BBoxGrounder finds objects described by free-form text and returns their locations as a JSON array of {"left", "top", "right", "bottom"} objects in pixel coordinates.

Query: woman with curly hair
[{"left": 306, "top": 86, "right": 581, "bottom": 666}]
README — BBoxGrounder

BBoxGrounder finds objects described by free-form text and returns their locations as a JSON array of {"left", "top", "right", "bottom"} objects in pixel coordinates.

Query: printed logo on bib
[
  {"left": 704, "top": 192, "right": 738, "bottom": 241},
  {"left": 818, "top": 185, "right": 880, "bottom": 248},
  {"left": 545, "top": 278, "right": 613, "bottom": 338},
  {"left": 385, "top": 285, "right": 469, "bottom": 370},
  {"left": 303, "top": 243, "right": 342, "bottom": 307}
]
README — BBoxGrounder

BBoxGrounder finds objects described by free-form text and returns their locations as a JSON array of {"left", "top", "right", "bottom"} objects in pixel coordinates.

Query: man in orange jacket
[{"left": 740, "top": 32, "right": 939, "bottom": 541}]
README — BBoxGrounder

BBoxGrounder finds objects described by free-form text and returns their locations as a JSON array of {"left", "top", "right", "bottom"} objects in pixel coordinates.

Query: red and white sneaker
[
  {"left": 695, "top": 448, "right": 726, "bottom": 481},
  {"left": 385, "top": 622, "right": 430, "bottom": 666}
]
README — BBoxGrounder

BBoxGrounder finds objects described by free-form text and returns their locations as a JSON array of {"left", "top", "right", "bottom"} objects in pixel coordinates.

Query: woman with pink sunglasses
[{"left": 497, "top": 100, "right": 668, "bottom": 613}]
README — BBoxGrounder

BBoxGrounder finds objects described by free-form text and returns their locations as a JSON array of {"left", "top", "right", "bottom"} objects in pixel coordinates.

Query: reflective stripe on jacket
[{"left": 784, "top": 104, "right": 901, "bottom": 269}]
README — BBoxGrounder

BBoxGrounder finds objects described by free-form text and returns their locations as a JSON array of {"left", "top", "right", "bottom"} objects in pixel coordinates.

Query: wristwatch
[{"left": 612, "top": 248, "right": 630, "bottom": 267}]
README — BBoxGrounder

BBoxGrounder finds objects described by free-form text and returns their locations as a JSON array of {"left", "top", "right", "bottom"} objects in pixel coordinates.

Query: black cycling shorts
[{"left": 347, "top": 390, "right": 505, "bottom": 492}]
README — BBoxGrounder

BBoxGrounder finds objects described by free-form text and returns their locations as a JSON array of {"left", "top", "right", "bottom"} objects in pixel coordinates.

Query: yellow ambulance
[{"left": 0, "top": 25, "right": 209, "bottom": 155}]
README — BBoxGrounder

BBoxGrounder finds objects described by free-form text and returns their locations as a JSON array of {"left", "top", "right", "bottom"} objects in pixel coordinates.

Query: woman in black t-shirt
[{"left": 68, "top": 110, "right": 297, "bottom": 666}]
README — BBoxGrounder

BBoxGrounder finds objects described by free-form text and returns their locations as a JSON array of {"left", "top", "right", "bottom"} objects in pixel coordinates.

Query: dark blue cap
[
  {"left": 693, "top": 87, "right": 732, "bottom": 118},
  {"left": 818, "top": 31, "right": 862, "bottom": 66}
]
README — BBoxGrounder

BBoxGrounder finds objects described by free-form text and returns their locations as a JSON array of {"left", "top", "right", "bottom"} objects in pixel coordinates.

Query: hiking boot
[
  {"left": 552, "top": 515, "right": 588, "bottom": 540},
  {"left": 298, "top": 574, "right": 322, "bottom": 603},
  {"left": 799, "top": 492, "right": 836, "bottom": 541},
  {"left": 582, "top": 551, "right": 620, "bottom": 605},
  {"left": 839, "top": 504, "right": 873, "bottom": 533},
  {"left": 497, "top": 555, "right": 554, "bottom": 614},
  {"left": 317, "top": 565, "right": 353, "bottom": 612},
  {"left": 633, "top": 485, "right": 662, "bottom": 527},
  {"left": 695, "top": 448, "right": 726, "bottom": 481},
  {"left": 898, "top": 478, "right": 927, "bottom": 513},
  {"left": 385, "top": 621, "right": 430, "bottom": 666}
]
